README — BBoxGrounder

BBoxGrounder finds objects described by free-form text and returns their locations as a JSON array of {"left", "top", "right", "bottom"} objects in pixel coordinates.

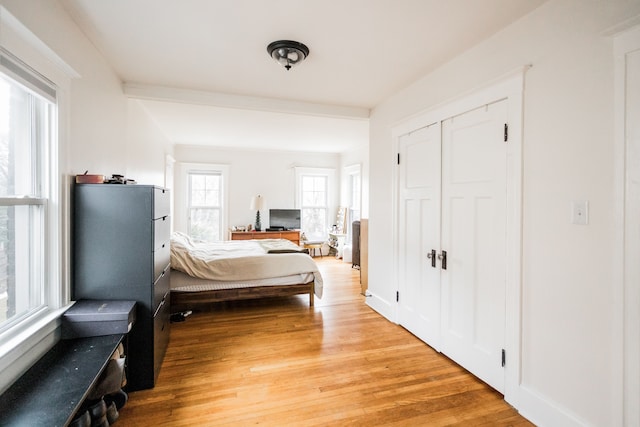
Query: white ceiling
[{"left": 60, "top": 0, "right": 546, "bottom": 153}]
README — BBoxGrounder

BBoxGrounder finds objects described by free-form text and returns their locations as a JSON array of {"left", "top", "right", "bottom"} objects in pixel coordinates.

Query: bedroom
[{"left": 0, "top": 0, "right": 639, "bottom": 426}]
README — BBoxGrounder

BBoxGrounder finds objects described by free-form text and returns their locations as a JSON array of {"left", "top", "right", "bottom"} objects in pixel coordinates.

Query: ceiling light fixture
[{"left": 267, "top": 40, "right": 309, "bottom": 70}]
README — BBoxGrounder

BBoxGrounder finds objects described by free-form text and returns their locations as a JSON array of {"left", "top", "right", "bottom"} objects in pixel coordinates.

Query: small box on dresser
[{"left": 72, "top": 184, "right": 171, "bottom": 391}]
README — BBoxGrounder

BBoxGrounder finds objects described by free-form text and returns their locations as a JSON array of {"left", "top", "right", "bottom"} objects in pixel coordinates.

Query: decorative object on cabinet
[
  {"left": 75, "top": 172, "right": 105, "bottom": 184},
  {"left": 73, "top": 184, "right": 171, "bottom": 391},
  {"left": 250, "top": 195, "right": 264, "bottom": 231}
]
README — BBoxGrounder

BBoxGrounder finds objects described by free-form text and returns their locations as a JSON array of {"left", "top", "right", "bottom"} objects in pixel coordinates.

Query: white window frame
[
  {"left": 0, "top": 6, "right": 78, "bottom": 394},
  {"left": 187, "top": 171, "right": 223, "bottom": 240},
  {"left": 176, "top": 162, "right": 229, "bottom": 240},
  {"left": 295, "top": 167, "right": 336, "bottom": 241},
  {"left": 165, "top": 154, "right": 175, "bottom": 233},
  {"left": 343, "top": 163, "right": 362, "bottom": 241}
]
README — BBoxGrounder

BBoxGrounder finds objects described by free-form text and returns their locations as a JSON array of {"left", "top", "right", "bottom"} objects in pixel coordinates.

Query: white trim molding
[
  {"left": 614, "top": 24, "right": 640, "bottom": 427},
  {"left": 124, "top": 83, "right": 370, "bottom": 120}
]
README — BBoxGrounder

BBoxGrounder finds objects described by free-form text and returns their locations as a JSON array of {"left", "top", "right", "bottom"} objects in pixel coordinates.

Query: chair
[{"left": 303, "top": 241, "right": 323, "bottom": 257}]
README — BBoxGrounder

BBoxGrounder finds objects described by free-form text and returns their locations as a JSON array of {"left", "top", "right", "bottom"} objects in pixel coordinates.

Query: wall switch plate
[{"left": 571, "top": 200, "right": 589, "bottom": 225}]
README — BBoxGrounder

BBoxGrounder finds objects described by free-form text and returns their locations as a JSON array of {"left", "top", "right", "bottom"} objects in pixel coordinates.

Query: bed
[{"left": 169, "top": 232, "right": 323, "bottom": 308}]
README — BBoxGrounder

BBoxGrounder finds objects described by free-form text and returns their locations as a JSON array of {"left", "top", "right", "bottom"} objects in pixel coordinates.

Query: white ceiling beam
[{"left": 123, "top": 83, "right": 370, "bottom": 120}]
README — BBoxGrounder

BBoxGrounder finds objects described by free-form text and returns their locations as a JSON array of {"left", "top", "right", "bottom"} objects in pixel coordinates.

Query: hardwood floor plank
[{"left": 119, "top": 257, "right": 532, "bottom": 426}]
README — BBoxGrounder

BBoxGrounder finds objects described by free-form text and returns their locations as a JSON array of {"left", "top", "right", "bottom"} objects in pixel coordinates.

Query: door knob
[
  {"left": 426, "top": 249, "right": 436, "bottom": 268},
  {"left": 438, "top": 250, "right": 447, "bottom": 270}
]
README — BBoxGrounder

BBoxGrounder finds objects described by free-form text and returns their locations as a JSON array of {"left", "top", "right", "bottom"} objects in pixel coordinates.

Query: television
[{"left": 269, "top": 209, "right": 301, "bottom": 230}]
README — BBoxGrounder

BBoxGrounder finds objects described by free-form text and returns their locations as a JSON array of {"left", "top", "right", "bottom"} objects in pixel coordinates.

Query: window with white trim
[
  {"left": 188, "top": 171, "right": 223, "bottom": 241},
  {"left": 0, "top": 52, "right": 57, "bottom": 333},
  {"left": 178, "top": 163, "right": 229, "bottom": 241},
  {"left": 300, "top": 175, "right": 327, "bottom": 240},
  {"left": 345, "top": 164, "right": 361, "bottom": 226},
  {"left": 296, "top": 167, "right": 335, "bottom": 242},
  {"left": 0, "top": 7, "right": 76, "bottom": 394}
]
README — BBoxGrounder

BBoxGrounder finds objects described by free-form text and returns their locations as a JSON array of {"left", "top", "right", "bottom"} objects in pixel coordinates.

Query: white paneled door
[
  {"left": 440, "top": 100, "right": 508, "bottom": 392},
  {"left": 397, "top": 124, "right": 442, "bottom": 347},
  {"left": 397, "top": 99, "right": 508, "bottom": 393}
]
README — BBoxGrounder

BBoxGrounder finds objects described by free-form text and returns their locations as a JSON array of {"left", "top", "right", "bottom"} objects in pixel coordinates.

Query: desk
[{"left": 230, "top": 230, "right": 300, "bottom": 246}]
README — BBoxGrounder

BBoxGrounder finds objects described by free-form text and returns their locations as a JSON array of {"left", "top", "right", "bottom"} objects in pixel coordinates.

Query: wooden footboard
[{"left": 170, "top": 282, "right": 314, "bottom": 308}]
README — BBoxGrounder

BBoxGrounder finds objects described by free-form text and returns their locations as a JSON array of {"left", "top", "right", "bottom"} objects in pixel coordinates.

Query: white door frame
[
  {"left": 391, "top": 67, "right": 526, "bottom": 404},
  {"left": 614, "top": 25, "right": 640, "bottom": 427}
]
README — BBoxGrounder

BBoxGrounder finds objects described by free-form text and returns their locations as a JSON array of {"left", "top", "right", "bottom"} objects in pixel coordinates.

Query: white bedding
[
  {"left": 170, "top": 232, "right": 323, "bottom": 297},
  {"left": 171, "top": 269, "right": 315, "bottom": 292}
]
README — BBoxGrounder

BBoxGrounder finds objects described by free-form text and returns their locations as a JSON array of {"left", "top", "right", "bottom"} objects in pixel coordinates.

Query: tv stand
[{"left": 229, "top": 230, "right": 300, "bottom": 246}]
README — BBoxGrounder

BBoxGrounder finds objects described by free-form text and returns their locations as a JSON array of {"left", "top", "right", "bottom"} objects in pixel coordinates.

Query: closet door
[
  {"left": 397, "top": 124, "right": 442, "bottom": 346},
  {"left": 440, "top": 100, "right": 508, "bottom": 392}
]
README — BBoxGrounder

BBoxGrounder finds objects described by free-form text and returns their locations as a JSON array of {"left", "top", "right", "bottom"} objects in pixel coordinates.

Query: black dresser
[{"left": 72, "top": 184, "right": 171, "bottom": 391}]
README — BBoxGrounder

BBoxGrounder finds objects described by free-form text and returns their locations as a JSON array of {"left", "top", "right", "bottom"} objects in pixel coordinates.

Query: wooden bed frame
[{"left": 170, "top": 281, "right": 315, "bottom": 308}]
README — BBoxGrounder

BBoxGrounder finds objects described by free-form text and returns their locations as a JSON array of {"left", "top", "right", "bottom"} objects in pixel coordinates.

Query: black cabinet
[
  {"left": 72, "top": 184, "right": 171, "bottom": 391},
  {"left": 352, "top": 220, "right": 361, "bottom": 268}
]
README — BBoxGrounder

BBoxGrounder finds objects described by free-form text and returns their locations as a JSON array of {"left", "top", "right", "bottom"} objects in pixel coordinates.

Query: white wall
[
  {"left": 0, "top": 0, "right": 172, "bottom": 391},
  {"left": 125, "top": 99, "right": 174, "bottom": 186},
  {"left": 368, "top": 0, "right": 640, "bottom": 425},
  {"left": 340, "top": 144, "right": 369, "bottom": 219},
  {"left": 173, "top": 145, "right": 341, "bottom": 235},
  {"left": 0, "top": 0, "right": 173, "bottom": 185}
]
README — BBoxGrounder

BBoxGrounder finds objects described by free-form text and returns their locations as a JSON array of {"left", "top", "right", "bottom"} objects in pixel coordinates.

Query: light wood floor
[{"left": 120, "top": 257, "right": 533, "bottom": 426}]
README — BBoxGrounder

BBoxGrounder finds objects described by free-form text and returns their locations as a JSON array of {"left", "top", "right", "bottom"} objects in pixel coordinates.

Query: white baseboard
[
  {"left": 365, "top": 292, "right": 396, "bottom": 323},
  {"left": 515, "top": 384, "right": 589, "bottom": 427}
]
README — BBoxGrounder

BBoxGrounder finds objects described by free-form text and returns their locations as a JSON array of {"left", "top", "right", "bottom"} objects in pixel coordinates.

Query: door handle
[
  {"left": 426, "top": 249, "right": 436, "bottom": 268},
  {"left": 438, "top": 250, "right": 447, "bottom": 270}
]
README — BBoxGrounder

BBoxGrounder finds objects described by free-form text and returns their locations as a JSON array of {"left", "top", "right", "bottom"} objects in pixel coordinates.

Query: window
[
  {"left": 0, "top": 7, "right": 75, "bottom": 394},
  {"left": 347, "top": 166, "right": 361, "bottom": 223},
  {"left": 296, "top": 167, "right": 335, "bottom": 242},
  {"left": 188, "top": 172, "right": 222, "bottom": 241},
  {"left": 177, "top": 163, "right": 229, "bottom": 241},
  {"left": 300, "top": 175, "right": 328, "bottom": 240},
  {"left": 0, "top": 53, "right": 56, "bottom": 334}
]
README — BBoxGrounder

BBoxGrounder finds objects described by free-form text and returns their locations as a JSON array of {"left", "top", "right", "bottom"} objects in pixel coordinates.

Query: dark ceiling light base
[{"left": 267, "top": 40, "right": 309, "bottom": 70}]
